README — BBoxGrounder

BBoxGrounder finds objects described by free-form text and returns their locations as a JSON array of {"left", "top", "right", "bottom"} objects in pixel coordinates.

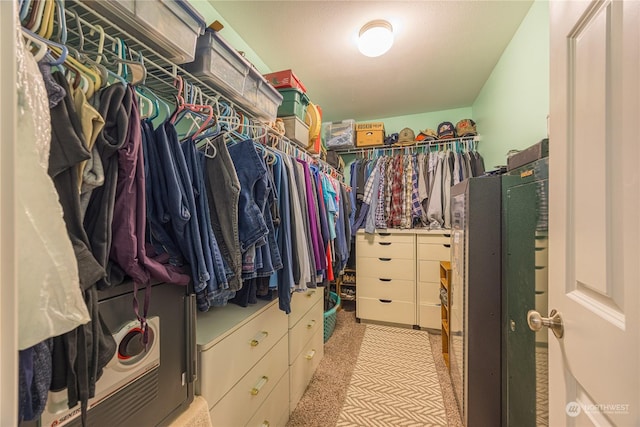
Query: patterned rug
[{"left": 337, "top": 324, "right": 447, "bottom": 427}]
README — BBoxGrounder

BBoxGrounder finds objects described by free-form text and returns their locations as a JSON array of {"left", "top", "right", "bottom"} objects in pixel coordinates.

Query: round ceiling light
[{"left": 358, "top": 20, "right": 394, "bottom": 57}]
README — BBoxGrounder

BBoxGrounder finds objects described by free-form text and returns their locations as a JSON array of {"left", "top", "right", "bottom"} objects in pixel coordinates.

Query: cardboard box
[{"left": 356, "top": 122, "right": 385, "bottom": 147}]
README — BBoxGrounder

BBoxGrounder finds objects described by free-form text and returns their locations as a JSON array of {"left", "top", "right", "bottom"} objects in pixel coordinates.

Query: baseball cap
[
  {"left": 396, "top": 127, "right": 416, "bottom": 146},
  {"left": 437, "top": 122, "right": 456, "bottom": 139},
  {"left": 416, "top": 128, "right": 438, "bottom": 142},
  {"left": 456, "top": 119, "right": 477, "bottom": 137}
]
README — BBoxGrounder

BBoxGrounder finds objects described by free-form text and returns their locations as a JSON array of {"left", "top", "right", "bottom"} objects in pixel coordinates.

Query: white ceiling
[{"left": 210, "top": 1, "right": 534, "bottom": 122}]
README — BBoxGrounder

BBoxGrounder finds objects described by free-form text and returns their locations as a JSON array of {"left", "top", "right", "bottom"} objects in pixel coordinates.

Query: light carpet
[{"left": 337, "top": 324, "right": 447, "bottom": 427}]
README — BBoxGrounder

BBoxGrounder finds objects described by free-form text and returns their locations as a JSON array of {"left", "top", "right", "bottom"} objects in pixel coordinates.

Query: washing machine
[{"left": 37, "top": 281, "right": 196, "bottom": 427}]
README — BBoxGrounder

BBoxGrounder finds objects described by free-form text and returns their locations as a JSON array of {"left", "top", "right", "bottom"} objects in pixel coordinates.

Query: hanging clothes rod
[
  {"left": 330, "top": 135, "right": 480, "bottom": 156},
  {"left": 61, "top": 0, "right": 339, "bottom": 179}
]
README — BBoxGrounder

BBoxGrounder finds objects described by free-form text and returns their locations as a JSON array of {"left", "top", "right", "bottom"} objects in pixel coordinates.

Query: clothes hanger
[
  {"left": 36, "top": 0, "right": 54, "bottom": 38},
  {"left": 24, "top": 0, "right": 44, "bottom": 31},
  {"left": 20, "top": 0, "right": 33, "bottom": 22}
]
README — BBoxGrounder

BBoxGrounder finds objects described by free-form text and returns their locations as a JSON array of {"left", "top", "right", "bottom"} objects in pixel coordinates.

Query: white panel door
[{"left": 549, "top": 0, "right": 639, "bottom": 425}]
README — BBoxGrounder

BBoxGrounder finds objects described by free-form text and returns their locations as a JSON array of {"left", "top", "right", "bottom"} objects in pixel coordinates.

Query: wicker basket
[{"left": 324, "top": 291, "right": 340, "bottom": 343}]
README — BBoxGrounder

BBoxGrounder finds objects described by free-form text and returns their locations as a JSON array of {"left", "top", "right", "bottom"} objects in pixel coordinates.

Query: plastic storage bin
[
  {"left": 281, "top": 116, "right": 310, "bottom": 148},
  {"left": 264, "top": 69, "right": 307, "bottom": 93},
  {"left": 322, "top": 120, "right": 356, "bottom": 149},
  {"left": 184, "top": 30, "right": 283, "bottom": 122},
  {"left": 80, "top": 0, "right": 205, "bottom": 64},
  {"left": 277, "top": 88, "right": 309, "bottom": 121}
]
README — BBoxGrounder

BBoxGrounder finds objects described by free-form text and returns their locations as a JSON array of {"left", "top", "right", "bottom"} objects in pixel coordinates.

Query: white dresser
[
  {"left": 417, "top": 233, "right": 452, "bottom": 329},
  {"left": 196, "top": 300, "right": 290, "bottom": 427},
  {"left": 356, "top": 230, "right": 451, "bottom": 329},
  {"left": 288, "top": 288, "right": 324, "bottom": 413}
]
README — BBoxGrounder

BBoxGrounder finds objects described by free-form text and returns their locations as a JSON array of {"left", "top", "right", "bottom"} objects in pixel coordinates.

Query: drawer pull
[
  {"left": 378, "top": 232, "right": 391, "bottom": 236},
  {"left": 250, "top": 376, "right": 269, "bottom": 395},
  {"left": 378, "top": 242, "right": 392, "bottom": 246},
  {"left": 307, "top": 290, "right": 316, "bottom": 297},
  {"left": 444, "top": 233, "right": 451, "bottom": 238},
  {"left": 306, "top": 319, "right": 316, "bottom": 329},
  {"left": 261, "top": 422, "right": 270, "bottom": 427},
  {"left": 443, "top": 244, "right": 451, "bottom": 248},
  {"left": 379, "top": 278, "right": 392, "bottom": 282},
  {"left": 379, "top": 299, "right": 392, "bottom": 304},
  {"left": 250, "top": 331, "right": 269, "bottom": 347},
  {"left": 378, "top": 257, "right": 391, "bottom": 261},
  {"left": 305, "top": 349, "right": 316, "bottom": 360}
]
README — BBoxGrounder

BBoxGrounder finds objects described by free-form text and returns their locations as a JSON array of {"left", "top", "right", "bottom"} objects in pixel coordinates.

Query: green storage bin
[{"left": 277, "top": 88, "right": 309, "bottom": 121}]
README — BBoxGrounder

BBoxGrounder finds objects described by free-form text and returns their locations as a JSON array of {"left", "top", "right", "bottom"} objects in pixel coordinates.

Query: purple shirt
[
  {"left": 109, "top": 86, "right": 190, "bottom": 286},
  {"left": 297, "top": 159, "right": 324, "bottom": 272}
]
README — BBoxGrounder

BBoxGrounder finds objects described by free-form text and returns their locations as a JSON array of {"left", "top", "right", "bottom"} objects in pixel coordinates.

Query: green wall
[
  {"left": 189, "top": 0, "right": 549, "bottom": 173},
  {"left": 186, "top": 0, "right": 272, "bottom": 74},
  {"left": 471, "top": 0, "right": 549, "bottom": 170}
]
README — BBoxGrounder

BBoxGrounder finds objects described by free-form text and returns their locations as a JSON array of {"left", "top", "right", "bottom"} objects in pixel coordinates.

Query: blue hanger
[{"left": 19, "top": 0, "right": 32, "bottom": 22}]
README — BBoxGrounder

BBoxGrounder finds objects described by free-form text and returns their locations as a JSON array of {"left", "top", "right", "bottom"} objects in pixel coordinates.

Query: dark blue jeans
[{"left": 227, "top": 139, "right": 269, "bottom": 253}]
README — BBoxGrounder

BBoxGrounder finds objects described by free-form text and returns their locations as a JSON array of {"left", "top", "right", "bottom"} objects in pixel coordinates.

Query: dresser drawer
[
  {"left": 357, "top": 297, "right": 416, "bottom": 325},
  {"left": 356, "top": 232, "right": 415, "bottom": 245},
  {"left": 246, "top": 371, "right": 290, "bottom": 427},
  {"left": 289, "top": 328, "right": 324, "bottom": 413},
  {"left": 209, "top": 335, "right": 289, "bottom": 427},
  {"left": 418, "top": 281, "right": 440, "bottom": 305},
  {"left": 289, "top": 300, "right": 323, "bottom": 362},
  {"left": 356, "top": 240, "right": 414, "bottom": 260},
  {"left": 356, "top": 257, "right": 415, "bottom": 281},
  {"left": 198, "top": 302, "right": 288, "bottom": 408},
  {"left": 289, "top": 288, "right": 323, "bottom": 328},
  {"left": 418, "top": 259, "right": 442, "bottom": 283},
  {"left": 417, "top": 233, "right": 451, "bottom": 245},
  {"left": 418, "top": 303, "right": 441, "bottom": 329},
  {"left": 357, "top": 277, "right": 415, "bottom": 302},
  {"left": 417, "top": 242, "right": 451, "bottom": 261}
]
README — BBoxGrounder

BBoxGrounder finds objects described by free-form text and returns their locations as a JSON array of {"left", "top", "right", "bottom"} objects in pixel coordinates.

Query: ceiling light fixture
[{"left": 358, "top": 20, "right": 394, "bottom": 58}]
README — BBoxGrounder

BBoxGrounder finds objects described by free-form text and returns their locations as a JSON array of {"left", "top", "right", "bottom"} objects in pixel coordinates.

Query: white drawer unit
[
  {"left": 246, "top": 372, "right": 290, "bottom": 427},
  {"left": 288, "top": 288, "right": 324, "bottom": 413},
  {"left": 357, "top": 277, "right": 415, "bottom": 301},
  {"left": 209, "top": 335, "right": 289, "bottom": 427},
  {"left": 289, "top": 328, "right": 324, "bottom": 413},
  {"left": 288, "top": 288, "right": 323, "bottom": 328},
  {"left": 417, "top": 233, "right": 452, "bottom": 330},
  {"left": 356, "top": 231, "right": 417, "bottom": 325},
  {"left": 357, "top": 297, "right": 416, "bottom": 325},
  {"left": 356, "top": 231, "right": 451, "bottom": 328},
  {"left": 196, "top": 299, "right": 290, "bottom": 426}
]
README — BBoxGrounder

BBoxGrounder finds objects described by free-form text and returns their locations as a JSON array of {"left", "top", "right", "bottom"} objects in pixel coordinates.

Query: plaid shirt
[
  {"left": 389, "top": 155, "right": 404, "bottom": 227},
  {"left": 411, "top": 155, "right": 423, "bottom": 225},
  {"left": 375, "top": 158, "right": 387, "bottom": 228},
  {"left": 385, "top": 157, "right": 394, "bottom": 226},
  {"left": 362, "top": 166, "right": 376, "bottom": 205},
  {"left": 400, "top": 155, "right": 410, "bottom": 229}
]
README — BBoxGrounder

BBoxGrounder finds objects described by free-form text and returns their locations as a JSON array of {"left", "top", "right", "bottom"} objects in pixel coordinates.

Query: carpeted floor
[{"left": 287, "top": 302, "right": 464, "bottom": 427}]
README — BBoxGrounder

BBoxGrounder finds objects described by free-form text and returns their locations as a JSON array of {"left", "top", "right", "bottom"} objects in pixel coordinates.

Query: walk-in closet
[{"left": 3, "top": 1, "right": 639, "bottom": 427}]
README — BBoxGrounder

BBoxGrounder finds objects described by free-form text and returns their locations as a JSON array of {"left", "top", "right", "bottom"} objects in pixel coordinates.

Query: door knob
[{"left": 527, "top": 309, "right": 564, "bottom": 338}]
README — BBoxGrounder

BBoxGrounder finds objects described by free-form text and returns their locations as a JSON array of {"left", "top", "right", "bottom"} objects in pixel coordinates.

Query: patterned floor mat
[{"left": 337, "top": 324, "right": 447, "bottom": 427}]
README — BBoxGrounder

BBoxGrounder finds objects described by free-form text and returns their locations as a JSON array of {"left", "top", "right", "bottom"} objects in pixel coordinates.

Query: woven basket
[{"left": 323, "top": 292, "right": 340, "bottom": 343}]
